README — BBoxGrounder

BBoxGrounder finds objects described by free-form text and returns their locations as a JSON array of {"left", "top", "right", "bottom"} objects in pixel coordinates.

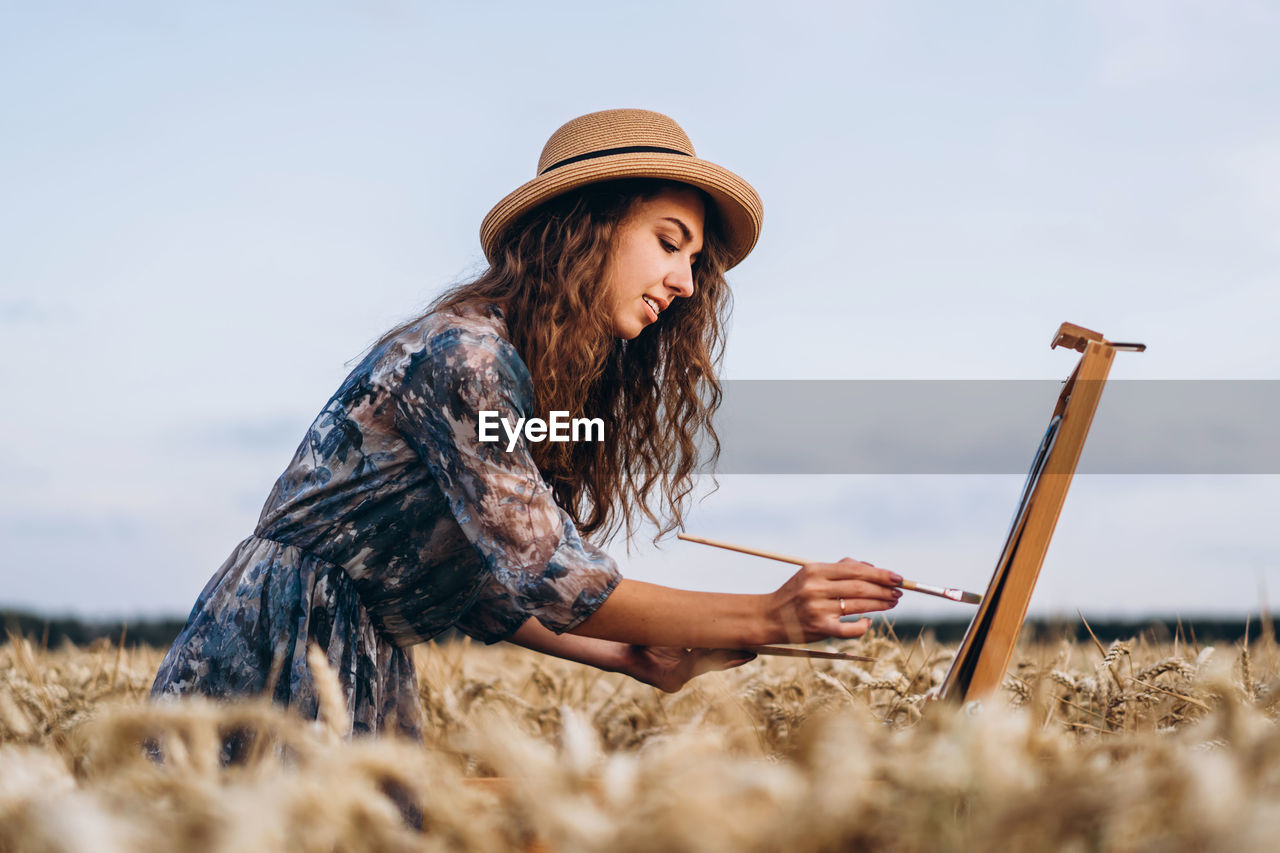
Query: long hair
[{"left": 383, "top": 179, "right": 731, "bottom": 544}]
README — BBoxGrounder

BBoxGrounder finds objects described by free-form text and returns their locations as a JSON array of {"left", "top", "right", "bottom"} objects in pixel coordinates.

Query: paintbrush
[
  {"left": 743, "top": 645, "right": 876, "bottom": 662},
  {"left": 677, "top": 532, "right": 983, "bottom": 605}
]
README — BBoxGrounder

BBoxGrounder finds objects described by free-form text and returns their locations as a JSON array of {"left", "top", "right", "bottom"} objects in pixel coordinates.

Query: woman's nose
[{"left": 665, "top": 262, "right": 695, "bottom": 298}]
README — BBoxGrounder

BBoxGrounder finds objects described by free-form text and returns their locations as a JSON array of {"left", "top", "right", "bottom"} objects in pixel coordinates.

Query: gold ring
[{"left": 838, "top": 598, "right": 846, "bottom": 615}]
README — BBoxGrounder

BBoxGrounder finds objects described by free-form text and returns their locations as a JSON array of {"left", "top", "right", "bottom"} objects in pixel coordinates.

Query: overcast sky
[{"left": 2, "top": 1, "right": 1278, "bottom": 622}]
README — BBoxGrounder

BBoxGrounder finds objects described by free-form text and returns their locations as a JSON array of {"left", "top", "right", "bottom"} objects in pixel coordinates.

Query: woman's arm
[
  {"left": 508, "top": 618, "right": 756, "bottom": 693},
  {"left": 508, "top": 618, "right": 631, "bottom": 672},
  {"left": 505, "top": 556, "right": 900, "bottom": 691},
  {"left": 572, "top": 559, "right": 904, "bottom": 648}
]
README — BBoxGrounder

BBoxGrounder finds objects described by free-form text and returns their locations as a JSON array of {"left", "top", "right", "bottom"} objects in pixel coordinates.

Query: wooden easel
[{"left": 937, "top": 322, "right": 1144, "bottom": 703}]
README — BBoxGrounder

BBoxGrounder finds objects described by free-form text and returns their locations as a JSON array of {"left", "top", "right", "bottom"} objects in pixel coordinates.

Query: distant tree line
[
  {"left": 1, "top": 609, "right": 188, "bottom": 649},
  {"left": 911, "top": 615, "right": 1275, "bottom": 646},
  {"left": 1, "top": 608, "right": 1273, "bottom": 649}
]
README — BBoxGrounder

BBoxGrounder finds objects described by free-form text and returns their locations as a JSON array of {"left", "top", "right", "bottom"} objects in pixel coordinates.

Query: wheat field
[{"left": 2, "top": 627, "right": 1278, "bottom": 852}]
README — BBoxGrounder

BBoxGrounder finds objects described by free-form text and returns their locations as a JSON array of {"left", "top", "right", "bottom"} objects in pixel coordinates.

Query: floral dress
[{"left": 151, "top": 304, "right": 622, "bottom": 739}]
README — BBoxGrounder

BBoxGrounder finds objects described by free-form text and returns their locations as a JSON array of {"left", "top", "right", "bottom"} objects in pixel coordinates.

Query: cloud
[
  {"left": 0, "top": 456, "right": 49, "bottom": 487},
  {"left": 1089, "top": 0, "right": 1280, "bottom": 88},
  {"left": 0, "top": 510, "right": 141, "bottom": 540},
  {"left": 0, "top": 300, "right": 52, "bottom": 325},
  {"left": 1223, "top": 138, "right": 1280, "bottom": 251},
  {"left": 167, "top": 414, "right": 311, "bottom": 455}
]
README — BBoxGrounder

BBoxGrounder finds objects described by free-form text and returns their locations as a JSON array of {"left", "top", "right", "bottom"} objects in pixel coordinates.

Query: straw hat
[{"left": 480, "top": 109, "right": 763, "bottom": 270}]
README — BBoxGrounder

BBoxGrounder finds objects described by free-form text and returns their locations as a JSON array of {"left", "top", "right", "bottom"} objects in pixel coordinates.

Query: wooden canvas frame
[{"left": 937, "top": 322, "right": 1143, "bottom": 703}]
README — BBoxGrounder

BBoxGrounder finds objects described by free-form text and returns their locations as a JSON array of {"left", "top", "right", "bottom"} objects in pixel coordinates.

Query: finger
[
  {"left": 826, "top": 579, "right": 903, "bottom": 602},
  {"left": 825, "top": 559, "right": 904, "bottom": 588},
  {"left": 826, "top": 616, "right": 872, "bottom": 640},
  {"left": 836, "top": 597, "right": 898, "bottom": 615},
  {"left": 827, "top": 595, "right": 900, "bottom": 616}
]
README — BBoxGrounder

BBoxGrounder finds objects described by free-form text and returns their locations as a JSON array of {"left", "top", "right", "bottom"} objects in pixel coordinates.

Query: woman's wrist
[
  {"left": 601, "top": 640, "right": 637, "bottom": 676},
  {"left": 612, "top": 643, "right": 647, "bottom": 679},
  {"left": 748, "top": 592, "right": 779, "bottom": 646}
]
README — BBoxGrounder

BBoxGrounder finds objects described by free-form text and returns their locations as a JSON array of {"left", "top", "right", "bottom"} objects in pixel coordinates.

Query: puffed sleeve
[
  {"left": 451, "top": 572, "right": 527, "bottom": 644},
  {"left": 392, "top": 326, "right": 621, "bottom": 639}
]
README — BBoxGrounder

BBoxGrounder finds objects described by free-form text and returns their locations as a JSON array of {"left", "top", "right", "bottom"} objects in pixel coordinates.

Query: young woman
[{"left": 151, "top": 109, "right": 903, "bottom": 739}]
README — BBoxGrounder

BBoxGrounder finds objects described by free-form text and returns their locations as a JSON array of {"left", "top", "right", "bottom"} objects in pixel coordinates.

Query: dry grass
[{"left": 2, "top": 627, "right": 1279, "bottom": 851}]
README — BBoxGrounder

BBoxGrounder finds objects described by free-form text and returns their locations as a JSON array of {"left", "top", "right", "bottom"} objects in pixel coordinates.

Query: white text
[{"left": 477, "top": 410, "right": 605, "bottom": 451}]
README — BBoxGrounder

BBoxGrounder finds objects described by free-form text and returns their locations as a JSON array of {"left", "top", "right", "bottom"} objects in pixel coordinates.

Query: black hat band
[{"left": 540, "top": 145, "right": 692, "bottom": 176}]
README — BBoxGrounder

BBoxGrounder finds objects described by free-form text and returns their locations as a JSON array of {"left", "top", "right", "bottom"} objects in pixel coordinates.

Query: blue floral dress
[{"left": 151, "top": 304, "right": 622, "bottom": 739}]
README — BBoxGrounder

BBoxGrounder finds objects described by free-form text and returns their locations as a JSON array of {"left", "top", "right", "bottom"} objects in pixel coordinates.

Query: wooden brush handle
[
  {"left": 676, "top": 533, "right": 806, "bottom": 565},
  {"left": 677, "top": 532, "right": 981, "bottom": 605}
]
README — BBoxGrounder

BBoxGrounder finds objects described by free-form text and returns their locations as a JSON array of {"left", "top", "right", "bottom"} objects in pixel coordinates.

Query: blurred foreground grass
[{"left": 2, "top": 628, "right": 1279, "bottom": 851}]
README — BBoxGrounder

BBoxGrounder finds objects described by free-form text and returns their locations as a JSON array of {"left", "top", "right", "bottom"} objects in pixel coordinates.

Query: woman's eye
[{"left": 660, "top": 239, "right": 679, "bottom": 254}]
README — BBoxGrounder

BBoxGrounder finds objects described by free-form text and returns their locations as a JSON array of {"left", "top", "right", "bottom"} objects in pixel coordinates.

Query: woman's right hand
[{"left": 766, "top": 558, "right": 903, "bottom": 643}]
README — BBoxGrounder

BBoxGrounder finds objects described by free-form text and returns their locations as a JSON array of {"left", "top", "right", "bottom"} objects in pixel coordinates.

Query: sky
[{"left": 2, "top": 1, "right": 1278, "bottom": 622}]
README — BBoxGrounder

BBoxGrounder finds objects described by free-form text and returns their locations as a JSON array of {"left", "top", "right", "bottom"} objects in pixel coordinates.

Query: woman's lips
[{"left": 642, "top": 296, "right": 659, "bottom": 322}]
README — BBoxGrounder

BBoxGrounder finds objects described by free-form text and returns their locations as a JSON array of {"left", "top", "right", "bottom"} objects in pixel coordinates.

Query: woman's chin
[{"left": 611, "top": 321, "right": 644, "bottom": 340}]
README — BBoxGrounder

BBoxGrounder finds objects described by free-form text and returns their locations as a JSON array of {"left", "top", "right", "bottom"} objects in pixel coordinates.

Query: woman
[{"left": 152, "top": 109, "right": 903, "bottom": 739}]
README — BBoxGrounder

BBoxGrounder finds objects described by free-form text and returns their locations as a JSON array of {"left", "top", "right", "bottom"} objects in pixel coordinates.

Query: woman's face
[{"left": 603, "top": 186, "right": 706, "bottom": 340}]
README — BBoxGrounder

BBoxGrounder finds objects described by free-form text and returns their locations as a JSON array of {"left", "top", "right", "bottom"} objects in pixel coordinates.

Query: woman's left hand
[{"left": 622, "top": 645, "right": 756, "bottom": 693}]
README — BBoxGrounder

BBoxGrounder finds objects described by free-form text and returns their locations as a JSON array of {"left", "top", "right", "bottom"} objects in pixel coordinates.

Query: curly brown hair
[{"left": 404, "top": 179, "right": 731, "bottom": 544}]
